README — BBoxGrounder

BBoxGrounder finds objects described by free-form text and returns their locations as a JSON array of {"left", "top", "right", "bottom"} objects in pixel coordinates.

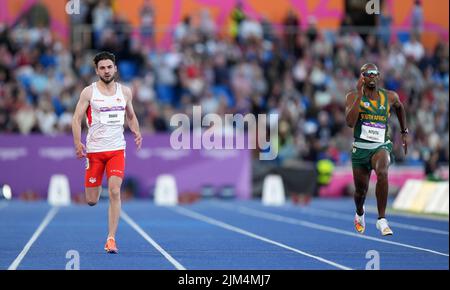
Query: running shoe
[
  {"left": 104, "top": 237, "right": 118, "bottom": 254},
  {"left": 354, "top": 210, "right": 366, "bottom": 234},
  {"left": 376, "top": 218, "right": 393, "bottom": 236}
]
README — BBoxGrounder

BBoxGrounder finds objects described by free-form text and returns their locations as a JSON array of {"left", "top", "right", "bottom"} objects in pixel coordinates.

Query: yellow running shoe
[{"left": 354, "top": 212, "right": 366, "bottom": 234}]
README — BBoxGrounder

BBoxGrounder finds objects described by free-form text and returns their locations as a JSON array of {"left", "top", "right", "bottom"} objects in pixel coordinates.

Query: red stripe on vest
[{"left": 86, "top": 105, "right": 92, "bottom": 126}]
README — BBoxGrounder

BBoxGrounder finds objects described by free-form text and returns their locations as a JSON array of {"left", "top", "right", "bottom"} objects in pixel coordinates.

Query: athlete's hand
[
  {"left": 402, "top": 134, "right": 408, "bottom": 155},
  {"left": 134, "top": 132, "right": 142, "bottom": 150},
  {"left": 75, "top": 142, "right": 86, "bottom": 159},
  {"left": 357, "top": 75, "right": 365, "bottom": 95}
]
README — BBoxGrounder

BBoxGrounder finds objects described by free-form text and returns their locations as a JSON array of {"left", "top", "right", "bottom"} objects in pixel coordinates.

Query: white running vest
[{"left": 86, "top": 82, "right": 126, "bottom": 153}]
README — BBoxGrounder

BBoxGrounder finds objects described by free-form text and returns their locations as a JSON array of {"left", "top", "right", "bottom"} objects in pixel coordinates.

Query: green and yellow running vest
[{"left": 354, "top": 89, "right": 390, "bottom": 144}]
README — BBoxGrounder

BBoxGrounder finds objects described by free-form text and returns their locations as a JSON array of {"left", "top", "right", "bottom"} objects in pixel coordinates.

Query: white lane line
[
  {"left": 172, "top": 206, "right": 352, "bottom": 270},
  {"left": 213, "top": 203, "right": 449, "bottom": 258},
  {"left": 280, "top": 205, "right": 448, "bottom": 235},
  {"left": 121, "top": 210, "right": 186, "bottom": 270},
  {"left": 365, "top": 205, "right": 449, "bottom": 222},
  {"left": 8, "top": 207, "right": 59, "bottom": 270},
  {"left": 313, "top": 204, "right": 449, "bottom": 222}
]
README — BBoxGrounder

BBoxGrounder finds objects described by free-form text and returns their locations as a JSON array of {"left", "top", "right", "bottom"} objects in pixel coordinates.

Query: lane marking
[
  {"left": 312, "top": 203, "right": 449, "bottom": 222},
  {"left": 213, "top": 203, "right": 449, "bottom": 258},
  {"left": 366, "top": 205, "right": 449, "bottom": 222},
  {"left": 280, "top": 205, "right": 448, "bottom": 235},
  {"left": 121, "top": 210, "right": 186, "bottom": 270},
  {"left": 172, "top": 206, "right": 352, "bottom": 270},
  {"left": 8, "top": 207, "right": 59, "bottom": 270}
]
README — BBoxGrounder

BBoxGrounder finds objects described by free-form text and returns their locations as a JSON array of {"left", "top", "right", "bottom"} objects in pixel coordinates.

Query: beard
[
  {"left": 99, "top": 74, "right": 115, "bottom": 84},
  {"left": 365, "top": 81, "right": 377, "bottom": 89}
]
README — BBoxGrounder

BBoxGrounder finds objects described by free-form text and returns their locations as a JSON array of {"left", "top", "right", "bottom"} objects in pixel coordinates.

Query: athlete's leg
[
  {"left": 107, "top": 176, "right": 122, "bottom": 239},
  {"left": 371, "top": 149, "right": 390, "bottom": 219},
  {"left": 352, "top": 167, "right": 371, "bottom": 216},
  {"left": 105, "top": 150, "right": 125, "bottom": 239},
  {"left": 85, "top": 153, "right": 105, "bottom": 206},
  {"left": 85, "top": 186, "right": 102, "bottom": 206}
]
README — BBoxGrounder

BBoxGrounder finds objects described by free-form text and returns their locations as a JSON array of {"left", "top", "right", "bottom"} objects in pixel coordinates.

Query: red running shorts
[{"left": 85, "top": 149, "right": 125, "bottom": 187}]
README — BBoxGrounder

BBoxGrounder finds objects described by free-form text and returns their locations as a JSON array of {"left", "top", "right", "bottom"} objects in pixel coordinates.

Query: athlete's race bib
[
  {"left": 360, "top": 122, "right": 386, "bottom": 143},
  {"left": 100, "top": 108, "right": 125, "bottom": 125}
]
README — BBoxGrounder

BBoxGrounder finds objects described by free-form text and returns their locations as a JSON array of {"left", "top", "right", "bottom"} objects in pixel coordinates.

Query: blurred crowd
[{"left": 0, "top": 0, "right": 448, "bottom": 171}]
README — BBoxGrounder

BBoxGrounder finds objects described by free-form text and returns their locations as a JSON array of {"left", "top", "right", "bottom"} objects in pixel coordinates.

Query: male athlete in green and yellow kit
[{"left": 345, "top": 63, "right": 408, "bottom": 236}]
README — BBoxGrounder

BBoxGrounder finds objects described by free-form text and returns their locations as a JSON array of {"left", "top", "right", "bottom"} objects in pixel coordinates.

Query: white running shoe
[
  {"left": 376, "top": 218, "right": 393, "bottom": 236},
  {"left": 354, "top": 210, "right": 366, "bottom": 234}
]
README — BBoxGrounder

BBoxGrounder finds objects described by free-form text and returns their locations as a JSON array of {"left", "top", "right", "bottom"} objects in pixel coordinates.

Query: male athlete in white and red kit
[{"left": 72, "top": 51, "right": 142, "bottom": 254}]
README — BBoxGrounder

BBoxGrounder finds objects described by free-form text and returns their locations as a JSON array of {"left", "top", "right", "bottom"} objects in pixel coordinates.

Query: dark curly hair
[{"left": 93, "top": 51, "right": 116, "bottom": 67}]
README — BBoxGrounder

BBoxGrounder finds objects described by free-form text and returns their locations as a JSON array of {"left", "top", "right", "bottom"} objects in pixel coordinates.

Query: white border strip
[
  {"left": 216, "top": 203, "right": 449, "bottom": 257},
  {"left": 8, "top": 207, "right": 59, "bottom": 270},
  {"left": 172, "top": 206, "right": 352, "bottom": 270},
  {"left": 121, "top": 210, "right": 186, "bottom": 270}
]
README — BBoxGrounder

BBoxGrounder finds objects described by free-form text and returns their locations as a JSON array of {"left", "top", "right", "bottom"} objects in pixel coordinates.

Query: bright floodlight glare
[{"left": 2, "top": 185, "right": 12, "bottom": 200}]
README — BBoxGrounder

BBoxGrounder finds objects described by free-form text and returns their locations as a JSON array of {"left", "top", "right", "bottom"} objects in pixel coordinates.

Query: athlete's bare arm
[
  {"left": 387, "top": 90, "right": 408, "bottom": 155},
  {"left": 72, "top": 86, "right": 92, "bottom": 159},
  {"left": 345, "top": 76, "right": 365, "bottom": 128},
  {"left": 123, "top": 86, "right": 142, "bottom": 150}
]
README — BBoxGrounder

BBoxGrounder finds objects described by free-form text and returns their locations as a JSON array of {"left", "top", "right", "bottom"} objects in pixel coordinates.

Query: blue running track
[{"left": 0, "top": 198, "right": 448, "bottom": 270}]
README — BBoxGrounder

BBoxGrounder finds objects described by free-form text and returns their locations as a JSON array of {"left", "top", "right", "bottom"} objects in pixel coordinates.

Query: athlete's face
[
  {"left": 361, "top": 66, "right": 380, "bottom": 89},
  {"left": 96, "top": 59, "right": 117, "bottom": 84}
]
